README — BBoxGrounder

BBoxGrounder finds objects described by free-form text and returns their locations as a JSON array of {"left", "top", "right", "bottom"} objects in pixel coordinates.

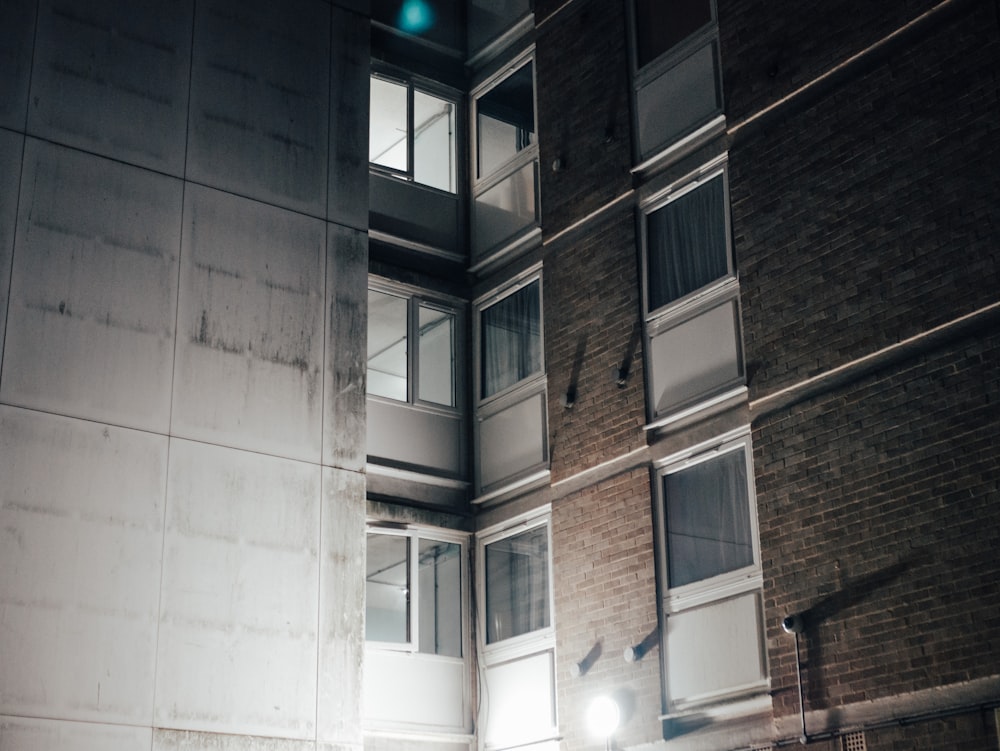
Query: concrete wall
[{"left": 0, "top": 1, "right": 369, "bottom": 749}]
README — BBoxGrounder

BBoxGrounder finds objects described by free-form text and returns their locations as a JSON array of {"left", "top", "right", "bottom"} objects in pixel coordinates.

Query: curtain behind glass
[
  {"left": 481, "top": 280, "right": 541, "bottom": 399},
  {"left": 485, "top": 525, "right": 550, "bottom": 643},
  {"left": 647, "top": 174, "right": 728, "bottom": 311},
  {"left": 664, "top": 448, "right": 752, "bottom": 588}
]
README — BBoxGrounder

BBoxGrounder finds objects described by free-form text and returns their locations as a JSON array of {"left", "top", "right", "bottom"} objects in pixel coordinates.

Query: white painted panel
[
  {"left": 172, "top": 184, "right": 325, "bottom": 463},
  {"left": 650, "top": 299, "right": 741, "bottom": 416},
  {"left": 0, "top": 715, "right": 152, "bottom": 751},
  {"left": 317, "top": 467, "right": 366, "bottom": 746},
  {"left": 482, "top": 651, "right": 556, "bottom": 749},
  {"left": 363, "top": 650, "right": 466, "bottom": 731},
  {"left": 187, "top": 0, "right": 330, "bottom": 215},
  {"left": 28, "top": 0, "right": 193, "bottom": 174},
  {"left": 637, "top": 41, "right": 720, "bottom": 160},
  {"left": 478, "top": 391, "right": 546, "bottom": 490},
  {"left": 665, "top": 591, "right": 766, "bottom": 707},
  {"left": 0, "top": 407, "right": 166, "bottom": 724},
  {"left": 0, "top": 0, "right": 34, "bottom": 131},
  {"left": 0, "top": 129, "right": 22, "bottom": 362},
  {"left": 155, "top": 438, "right": 320, "bottom": 739},
  {"left": 367, "top": 399, "right": 463, "bottom": 476},
  {"left": 2, "top": 140, "right": 182, "bottom": 432}
]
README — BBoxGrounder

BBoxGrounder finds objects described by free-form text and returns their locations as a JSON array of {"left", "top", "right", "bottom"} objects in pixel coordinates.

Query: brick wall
[
  {"left": 755, "top": 327, "right": 1000, "bottom": 717},
  {"left": 730, "top": 2, "right": 1000, "bottom": 398},
  {"left": 542, "top": 207, "right": 647, "bottom": 483},
  {"left": 551, "top": 467, "right": 662, "bottom": 751}
]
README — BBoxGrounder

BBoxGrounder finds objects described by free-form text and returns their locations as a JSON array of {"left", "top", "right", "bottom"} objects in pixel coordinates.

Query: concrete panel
[
  {"left": 153, "top": 728, "right": 314, "bottom": 751},
  {"left": 0, "top": 130, "right": 23, "bottom": 364},
  {"left": 0, "top": 0, "right": 36, "bottom": 131},
  {"left": 0, "top": 406, "right": 167, "bottom": 725},
  {"left": 328, "top": 5, "right": 370, "bottom": 231},
  {"left": 154, "top": 438, "right": 320, "bottom": 739},
  {"left": 317, "top": 466, "right": 365, "bottom": 745},
  {"left": 187, "top": 0, "right": 330, "bottom": 216},
  {"left": 324, "top": 224, "right": 367, "bottom": 472},
  {"left": 172, "top": 184, "right": 325, "bottom": 463},
  {"left": 27, "top": 0, "right": 193, "bottom": 175},
  {"left": 3, "top": 139, "right": 182, "bottom": 433},
  {"left": 0, "top": 715, "right": 152, "bottom": 751}
]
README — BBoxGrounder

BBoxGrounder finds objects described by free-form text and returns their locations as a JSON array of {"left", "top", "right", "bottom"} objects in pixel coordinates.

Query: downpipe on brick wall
[{"left": 782, "top": 613, "right": 808, "bottom": 744}]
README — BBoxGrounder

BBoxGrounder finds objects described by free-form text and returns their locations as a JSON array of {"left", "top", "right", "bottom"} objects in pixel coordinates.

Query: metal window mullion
[
  {"left": 408, "top": 296, "right": 417, "bottom": 404},
  {"left": 409, "top": 534, "right": 420, "bottom": 651},
  {"left": 407, "top": 83, "right": 415, "bottom": 180}
]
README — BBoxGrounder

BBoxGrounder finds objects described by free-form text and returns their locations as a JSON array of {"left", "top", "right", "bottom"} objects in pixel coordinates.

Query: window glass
[
  {"left": 366, "top": 533, "right": 410, "bottom": 643},
  {"left": 370, "top": 77, "right": 408, "bottom": 173},
  {"left": 418, "top": 539, "right": 462, "bottom": 656},
  {"left": 477, "top": 62, "right": 535, "bottom": 179},
  {"left": 647, "top": 173, "right": 728, "bottom": 311},
  {"left": 414, "top": 90, "right": 456, "bottom": 192},
  {"left": 485, "top": 525, "right": 550, "bottom": 643},
  {"left": 418, "top": 304, "right": 456, "bottom": 406},
  {"left": 663, "top": 447, "right": 753, "bottom": 588},
  {"left": 480, "top": 279, "right": 541, "bottom": 399},
  {"left": 368, "top": 289, "right": 408, "bottom": 401},
  {"left": 635, "top": 0, "right": 712, "bottom": 68}
]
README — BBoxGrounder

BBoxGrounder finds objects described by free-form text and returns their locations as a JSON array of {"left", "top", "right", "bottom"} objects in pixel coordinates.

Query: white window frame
[
  {"left": 367, "top": 277, "right": 465, "bottom": 413},
  {"left": 640, "top": 157, "right": 746, "bottom": 425},
  {"left": 653, "top": 430, "right": 768, "bottom": 714},
  {"left": 369, "top": 70, "right": 460, "bottom": 194},
  {"left": 365, "top": 523, "right": 470, "bottom": 658}
]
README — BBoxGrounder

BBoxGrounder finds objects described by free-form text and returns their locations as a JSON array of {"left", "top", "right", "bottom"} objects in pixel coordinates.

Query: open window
[
  {"left": 470, "top": 53, "right": 540, "bottom": 267},
  {"left": 366, "top": 280, "right": 466, "bottom": 482},
  {"left": 655, "top": 434, "right": 768, "bottom": 714},
  {"left": 641, "top": 162, "right": 745, "bottom": 425},
  {"left": 629, "top": 0, "right": 723, "bottom": 166},
  {"left": 474, "top": 271, "right": 548, "bottom": 497}
]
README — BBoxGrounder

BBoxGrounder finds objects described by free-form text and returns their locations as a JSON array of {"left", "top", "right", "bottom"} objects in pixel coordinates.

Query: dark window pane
[
  {"left": 480, "top": 279, "right": 541, "bottom": 399},
  {"left": 664, "top": 448, "right": 753, "bottom": 588},
  {"left": 635, "top": 0, "right": 712, "bottom": 68},
  {"left": 485, "top": 525, "right": 550, "bottom": 643},
  {"left": 477, "top": 62, "right": 535, "bottom": 178},
  {"left": 647, "top": 174, "right": 728, "bottom": 310}
]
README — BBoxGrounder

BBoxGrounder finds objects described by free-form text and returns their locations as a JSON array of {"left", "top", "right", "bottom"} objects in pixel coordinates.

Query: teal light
[{"left": 398, "top": 0, "right": 435, "bottom": 34}]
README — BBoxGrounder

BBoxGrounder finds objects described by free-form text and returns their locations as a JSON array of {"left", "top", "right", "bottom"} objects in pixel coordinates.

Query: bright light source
[
  {"left": 586, "top": 695, "right": 620, "bottom": 738},
  {"left": 397, "top": 0, "right": 435, "bottom": 34}
]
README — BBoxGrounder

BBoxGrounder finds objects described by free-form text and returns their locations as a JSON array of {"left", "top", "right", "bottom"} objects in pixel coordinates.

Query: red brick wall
[{"left": 551, "top": 467, "right": 663, "bottom": 751}]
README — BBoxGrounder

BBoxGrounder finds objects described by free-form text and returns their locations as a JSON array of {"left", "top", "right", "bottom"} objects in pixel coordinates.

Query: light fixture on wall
[{"left": 587, "top": 695, "right": 620, "bottom": 749}]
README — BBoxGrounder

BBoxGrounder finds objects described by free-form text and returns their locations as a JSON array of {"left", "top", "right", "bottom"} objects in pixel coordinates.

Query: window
[
  {"left": 484, "top": 522, "right": 550, "bottom": 644},
  {"left": 479, "top": 277, "right": 541, "bottom": 400},
  {"left": 367, "top": 284, "right": 458, "bottom": 408},
  {"left": 369, "top": 74, "right": 457, "bottom": 193},
  {"left": 634, "top": 0, "right": 713, "bottom": 69},
  {"left": 475, "top": 60, "right": 535, "bottom": 181},
  {"left": 656, "top": 435, "right": 767, "bottom": 712},
  {"left": 366, "top": 529, "right": 463, "bottom": 657},
  {"left": 642, "top": 164, "right": 744, "bottom": 422}
]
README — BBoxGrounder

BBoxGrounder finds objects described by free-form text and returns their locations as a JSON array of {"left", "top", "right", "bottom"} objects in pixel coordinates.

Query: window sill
[{"left": 660, "top": 687, "right": 771, "bottom": 722}]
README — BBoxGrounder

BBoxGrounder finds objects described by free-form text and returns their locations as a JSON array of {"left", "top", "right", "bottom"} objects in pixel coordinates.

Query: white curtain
[
  {"left": 485, "top": 525, "right": 550, "bottom": 643},
  {"left": 481, "top": 280, "right": 541, "bottom": 398}
]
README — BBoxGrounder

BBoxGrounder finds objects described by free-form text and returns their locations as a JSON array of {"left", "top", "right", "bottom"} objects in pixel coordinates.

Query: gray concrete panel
[
  {"left": 0, "top": 130, "right": 23, "bottom": 371},
  {"left": 28, "top": 0, "right": 194, "bottom": 175},
  {"left": 0, "top": 406, "right": 167, "bottom": 725},
  {"left": 317, "top": 466, "right": 365, "bottom": 745},
  {"left": 0, "top": 0, "right": 35, "bottom": 131},
  {"left": 2, "top": 140, "right": 182, "bottom": 432},
  {"left": 187, "top": 0, "right": 330, "bottom": 217},
  {"left": 327, "top": 5, "right": 369, "bottom": 231},
  {"left": 0, "top": 716, "right": 152, "bottom": 751},
  {"left": 172, "top": 184, "right": 325, "bottom": 463},
  {"left": 154, "top": 438, "right": 321, "bottom": 739},
  {"left": 323, "top": 223, "right": 367, "bottom": 472},
  {"left": 153, "top": 729, "right": 316, "bottom": 751}
]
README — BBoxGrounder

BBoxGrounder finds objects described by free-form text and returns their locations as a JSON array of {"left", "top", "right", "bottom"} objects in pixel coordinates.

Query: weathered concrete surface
[
  {"left": 0, "top": 129, "right": 22, "bottom": 365},
  {"left": 28, "top": 0, "right": 194, "bottom": 175},
  {"left": 323, "top": 224, "right": 367, "bottom": 472},
  {"left": 327, "top": 5, "right": 369, "bottom": 231},
  {"left": 0, "top": 715, "right": 152, "bottom": 751},
  {"left": 317, "top": 466, "right": 365, "bottom": 746},
  {"left": 172, "top": 184, "right": 325, "bottom": 463},
  {"left": 186, "top": 0, "right": 330, "bottom": 217},
  {"left": 154, "top": 438, "right": 320, "bottom": 739},
  {"left": 0, "top": 406, "right": 166, "bottom": 725},
  {"left": 0, "top": 0, "right": 35, "bottom": 131},
  {"left": 2, "top": 139, "right": 182, "bottom": 433},
  {"left": 153, "top": 728, "right": 314, "bottom": 751}
]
